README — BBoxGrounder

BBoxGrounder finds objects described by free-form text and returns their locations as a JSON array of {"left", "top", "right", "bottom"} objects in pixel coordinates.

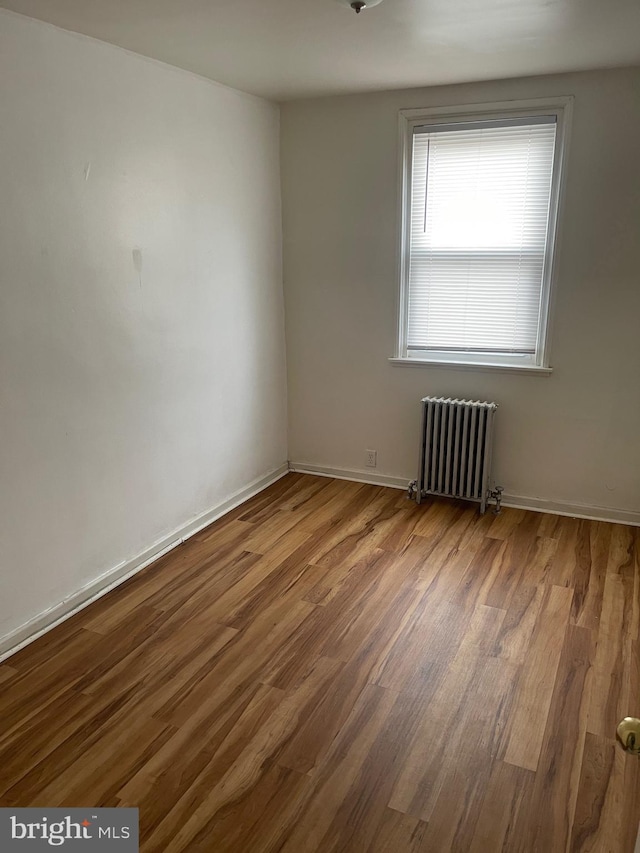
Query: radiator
[{"left": 411, "top": 397, "right": 498, "bottom": 514}]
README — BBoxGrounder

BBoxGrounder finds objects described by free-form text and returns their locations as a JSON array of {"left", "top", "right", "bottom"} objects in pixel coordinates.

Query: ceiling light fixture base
[{"left": 337, "top": 0, "right": 384, "bottom": 13}]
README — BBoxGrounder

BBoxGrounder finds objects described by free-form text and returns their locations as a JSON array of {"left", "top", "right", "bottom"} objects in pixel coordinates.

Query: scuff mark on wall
[{"left": 83, "top": 162, "right": 91, "bottom": 181}]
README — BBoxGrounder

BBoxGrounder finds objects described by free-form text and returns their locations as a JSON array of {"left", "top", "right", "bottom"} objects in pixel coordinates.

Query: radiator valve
[{"left": 488, "top": 486, "right": 504, "bottom": 514}]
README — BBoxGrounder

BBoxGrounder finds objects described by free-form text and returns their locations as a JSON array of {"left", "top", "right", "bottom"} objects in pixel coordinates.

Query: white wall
[
  {"left": 281, "top": 67, "right": 640, "bottom": 521},
  {"left": 0, "top": 10, "right": 287, "bottom": 642}
]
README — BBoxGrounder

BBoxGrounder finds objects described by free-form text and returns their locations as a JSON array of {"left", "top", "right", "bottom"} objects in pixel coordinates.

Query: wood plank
[
  {"left": 226, "top": 471, "right": 306, "bottom": 523},
  {"left": 146, "top": 655, "right": 342, "bottom": 851},
  {"left": 413, "top": 511, "right": 479, "bottom": 587},
  {"left": 307, "top": 693, "right": 426, "bottom": 853},
  {"left": 492, "top": 582, "right": 545, "bottom": 664},
  {"left": 83, "top": 520, "right": 255, "bottom": 633},
  {"left": 486, "top": 506, "right": 526, "bottom": 541},
  {"left": 588, "top": 570, "right": 635, "bottom": 738},
  {"left": 570, "top": 732, "right": 640, "bottom": 853},
  {"left": 571, "top": 521, "right": 611, "bottom": 630},
  {"left": 118, "top": 681, "right": 285, "bottom": 834},
  {"left": 502, "top": 583, "right": 573, "bottom": 771},
  {"left": 162, "top": 762, "right": 309, "bottom": 853},
  {"left": 482, "top": 511, "right": 541, "bottom": 609},
  {"left": 606, "top": 523, "right": 636, "bottom": 576},
  {"left": 304, "top": 490, "right": 404, "bottom": 571},
  {"left": 275, "top": 585, "right": 425, "bottom": 774},
  {"left": 0, "top": 690, "right": 99, "bottom": 796},
  {"left": 2, "top": 689, "right": 176, "bottom": 807},
  {"left": 370, "top": 593, "right": 466, "bottom": 698},
  {"left": 302, "top": 540, "right": 404, "bottom": 608},
  {"left": 295, "top": 479, "right": 369, "bottom": 531},
  {"left": 259, "top": 550, "right": 407, "bottom": 689},
  {"left": 270, "top": 683, "right": 402, "bottom": 853},
  {"left": 415, "top": 544, "right": 474, "bottom": 598},
  {"left": 537, "top": 511, "right": 564, "bottom": 539},
  {"left": 377, "top": 501, "right": 425, "bottom": 553},
  {"left": 468, "top": 762, "right": 535, "bottom": 853},
  {"left": 76, "top": 621, "right": 239, "bottom": 706},
  {"left": 0, "top": 665, "right": 17, "bottom": 684},
  {"left": 456, "top": 507, "right": 499, "bottom": 553},
  {"left": 419, "top": 655, "right": 517, "bottom": 850},
  {"left": 546, "top": 515, "right": 581, "bottom": 586},
  {"left": 388, "top": 606, "right": 508, "bottom": 822},
  {"left": 152, "top": 597, "right": 317, "bottom": 728},
  {"left": 365, "top": 808, "right": 428, "bottom": 852},
  {"left": 0, "top": 623, "right": 136, "bottom": 734},
  {"left": 411, "top": 498, "right": 468, "bottom": 539},
  {"left": 451, "top": 535, "right": 508, "bottom": 609},
  {"left": 524, "top": 534, "right": 559, "bottom": 586},
  {"left": 509, "top": 623, "right": 594, "bottom": 851}
]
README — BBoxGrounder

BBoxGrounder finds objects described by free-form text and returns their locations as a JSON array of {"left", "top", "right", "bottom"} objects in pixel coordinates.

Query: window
[{"left": 394, "top": 98, "right": 571, "bottom": 372}]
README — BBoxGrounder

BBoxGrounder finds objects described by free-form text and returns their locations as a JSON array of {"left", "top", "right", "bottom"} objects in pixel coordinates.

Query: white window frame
[{"left": 391, "top": 97, "right": 573, "bottom": 375}]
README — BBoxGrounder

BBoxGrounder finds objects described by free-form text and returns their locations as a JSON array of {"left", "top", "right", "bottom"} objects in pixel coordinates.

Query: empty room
[{"left": 1, "top": 0, "right": 639, "bottom": 850}]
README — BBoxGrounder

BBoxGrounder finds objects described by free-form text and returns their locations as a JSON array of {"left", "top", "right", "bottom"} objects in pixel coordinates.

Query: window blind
[{"left": 407, "top": 118, "right": 557, "bottom": 355}]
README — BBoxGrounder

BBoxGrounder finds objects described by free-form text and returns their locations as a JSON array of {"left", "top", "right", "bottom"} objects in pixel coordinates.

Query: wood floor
[{"left": 1, "top": 473, "right": 639, "bottom": 851}]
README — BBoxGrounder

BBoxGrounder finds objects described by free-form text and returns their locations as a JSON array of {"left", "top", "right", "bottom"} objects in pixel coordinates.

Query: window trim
[{"left": 393, "top": 96, "right": 573, "bottom": 372}]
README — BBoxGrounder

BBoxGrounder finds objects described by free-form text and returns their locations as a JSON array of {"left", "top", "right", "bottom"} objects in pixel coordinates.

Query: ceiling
[{"left": 2, "top": 0, "right": 639, "bottom": 101}]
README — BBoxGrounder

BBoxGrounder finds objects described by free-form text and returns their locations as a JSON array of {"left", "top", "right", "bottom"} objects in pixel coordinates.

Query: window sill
[{"left": 388, "top": 357, "right": 553, "bottom": 376}]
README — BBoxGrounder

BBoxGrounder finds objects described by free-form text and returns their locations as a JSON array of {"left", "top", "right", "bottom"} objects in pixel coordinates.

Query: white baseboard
[
  {"left": 0, "top": 463, "right": 290, "bottom": 664},
  {"left": 500, "top": 493, "right": 640, "bottom": 527},
  {"left": 289, "top": 462, "right": 640, "bottom": 527},
  {"left": 289, "top": 463, "right": 408, "bottom": 490}
]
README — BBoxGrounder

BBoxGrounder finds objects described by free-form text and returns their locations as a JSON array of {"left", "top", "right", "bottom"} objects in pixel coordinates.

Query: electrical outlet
[{"left": 366, "top": 449, "right": 377, "bottom": 468}]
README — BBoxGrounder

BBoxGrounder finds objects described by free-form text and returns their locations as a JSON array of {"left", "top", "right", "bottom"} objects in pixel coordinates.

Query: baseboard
[
  {"left": 0, "top": 462, "right": 290, "bottom": 664},
  {"left": 500, "top": 493, "right": 640, "bottom": 527},
  {"left": 289, "top": 463, "right": 408, "bottom": 490},
  {"left": 289, "top": 462, "right": 640, "bottom": 527}
]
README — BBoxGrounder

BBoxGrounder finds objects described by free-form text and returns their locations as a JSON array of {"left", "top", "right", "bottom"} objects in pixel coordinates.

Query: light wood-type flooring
[{"left": 1, "top": 473, "right": 639, "bottom": 851}]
